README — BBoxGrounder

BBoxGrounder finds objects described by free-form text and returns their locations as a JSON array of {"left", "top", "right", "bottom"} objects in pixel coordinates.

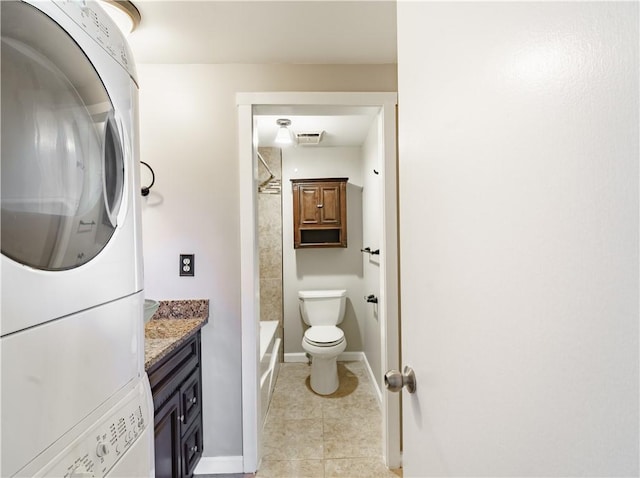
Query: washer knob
[{"left": 96, "top": 442, "right": 109, "bottom": 457}]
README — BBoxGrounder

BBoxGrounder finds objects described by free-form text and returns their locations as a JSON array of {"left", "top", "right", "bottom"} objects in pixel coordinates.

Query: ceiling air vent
[{"left": 295, "top": 131, "right": 324, "bottom": 146}]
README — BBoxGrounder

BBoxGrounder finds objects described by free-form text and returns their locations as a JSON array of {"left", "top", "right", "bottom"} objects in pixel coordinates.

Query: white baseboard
[
  {"left": 284, "top": 352, "right": 309, "bottom": 363},
  {"left": 283, "top": 351, "right": 382, "bottom": 404},
  {"left": 193, "top": 456, "right": 244, "bottom": 475},
  {"left": 361, "top": 352, "right": 383, "bottom": 406},
  {"left": 339, "top": 351, "right": 365, "bottom": 362}
]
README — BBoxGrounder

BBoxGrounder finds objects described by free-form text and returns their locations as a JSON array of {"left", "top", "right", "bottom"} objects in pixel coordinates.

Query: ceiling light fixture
[
  {"left": 99, "top": 0, "right": 141, "bottom": 34},
  {"left": 274, "top": 119, "right": 294, "bottom": 145}
]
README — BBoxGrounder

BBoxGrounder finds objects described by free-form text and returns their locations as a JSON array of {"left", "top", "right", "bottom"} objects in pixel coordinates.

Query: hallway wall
[{"left": 361, "top": 116, "right": 383, "bottom": 391}]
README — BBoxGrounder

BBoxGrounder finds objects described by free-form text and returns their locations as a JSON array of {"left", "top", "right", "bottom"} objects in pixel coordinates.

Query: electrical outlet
[{"left": 180, "top": 254, "right": 195, "bottom": 276}]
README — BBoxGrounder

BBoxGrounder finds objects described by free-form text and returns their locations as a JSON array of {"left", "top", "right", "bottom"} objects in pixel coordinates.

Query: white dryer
[
  {"left": 1, "top": 1, "right": 151, "bottom": 476},
  {"left": 1, "top": 0, "right": 143, "bottom": 337}
]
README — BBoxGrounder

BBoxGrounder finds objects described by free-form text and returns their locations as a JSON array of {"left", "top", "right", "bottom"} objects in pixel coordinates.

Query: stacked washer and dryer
[{"left": 1, "top": 1, "right": 153, "bottom": 476}]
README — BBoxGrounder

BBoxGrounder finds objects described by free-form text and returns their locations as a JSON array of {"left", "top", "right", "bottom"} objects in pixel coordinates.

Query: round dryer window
[{"left": 1, "top": 1, "right": 124, "bottom": 271}]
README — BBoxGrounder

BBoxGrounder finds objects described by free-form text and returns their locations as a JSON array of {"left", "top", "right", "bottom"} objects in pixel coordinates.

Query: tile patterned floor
[{"left": 256, "top": 361, "right": 402, "bottom": 478}]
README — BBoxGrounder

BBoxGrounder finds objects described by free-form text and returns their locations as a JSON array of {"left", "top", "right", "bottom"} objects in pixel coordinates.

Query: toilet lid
[{"left": 304, "top": 326, "right": 345, "bottom": 347}]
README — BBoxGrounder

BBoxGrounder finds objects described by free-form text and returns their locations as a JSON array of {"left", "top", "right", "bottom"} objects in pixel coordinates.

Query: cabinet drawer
[
  {"left": 180, "top": 369, "right": 202, "bottom": 434},
  {"left": 181, "top": 416, "right": 203, "bottom": 478}
]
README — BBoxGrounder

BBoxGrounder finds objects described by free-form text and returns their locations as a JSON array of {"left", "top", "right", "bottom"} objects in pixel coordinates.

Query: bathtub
[{"left": 259, "top": 321, "right": 281, "bottom": 426}]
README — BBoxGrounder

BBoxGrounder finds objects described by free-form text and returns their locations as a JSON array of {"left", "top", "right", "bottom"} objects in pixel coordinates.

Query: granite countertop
[{"left": 144, "top": 299, "right": 209, "bottom": 371}]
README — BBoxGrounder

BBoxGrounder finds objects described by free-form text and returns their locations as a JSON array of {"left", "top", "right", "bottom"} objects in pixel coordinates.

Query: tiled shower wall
[{"left": 258, "top": 147, "right": 283, "bottom": 330}]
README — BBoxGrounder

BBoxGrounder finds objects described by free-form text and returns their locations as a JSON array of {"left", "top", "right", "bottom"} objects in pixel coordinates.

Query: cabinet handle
[
  {"left": 179, "top": 415, "right": 185, "bottom": 422},
  {"left": 190, "top": 446, "right": 198, "bottom": 453},
  {"left": 316, "top": 204, "right": 323, "bottom": 208},
  {"left": 190, "top": 397, "right": 197, "bottom": 404}
]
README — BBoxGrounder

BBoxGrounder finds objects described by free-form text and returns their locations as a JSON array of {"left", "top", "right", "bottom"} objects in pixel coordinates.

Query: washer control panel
[
  {"left": 33, "top": 382, "right": 151, "bottom": 478},
  {"left": 52, "top": 0, "right": 135, "bottom": 77}
]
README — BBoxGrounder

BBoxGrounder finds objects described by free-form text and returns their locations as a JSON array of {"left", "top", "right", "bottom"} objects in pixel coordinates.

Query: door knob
[{"left": 384, "top": 366, "right": 416, "bottom": 393}]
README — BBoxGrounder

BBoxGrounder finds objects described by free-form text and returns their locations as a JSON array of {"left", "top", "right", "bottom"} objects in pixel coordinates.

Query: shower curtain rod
[
  {"left": 257, "top": 151, "right": 276, "bottom": 180},
  {"left": 257, "top": 151, "right": 281, "bottom": 193}
]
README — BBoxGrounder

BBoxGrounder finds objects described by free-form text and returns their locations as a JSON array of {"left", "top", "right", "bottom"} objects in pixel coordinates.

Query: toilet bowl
[{"left": 299, "top": 290, "right": 347, "bottom": 395}]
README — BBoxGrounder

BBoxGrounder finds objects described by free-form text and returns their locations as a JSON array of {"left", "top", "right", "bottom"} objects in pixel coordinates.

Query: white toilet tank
[{"left": 298, "top": 290, "right": 347, "bottom": 326}]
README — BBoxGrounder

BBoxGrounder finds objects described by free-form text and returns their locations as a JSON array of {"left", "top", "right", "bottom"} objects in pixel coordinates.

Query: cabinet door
[
  {"left": 318, "top": 184, "right": 341, "bottom": 225},
  {"left": 182, "top": 417, "right": 204, "bottom": 478},
  {"left": 154, "top": 392, "right": 182, "bottom": 478},
  {"left": 299, "top": 185, "right": 321, "bottom": 225},
  {"left": 180, "top": 369, "right": 202, "bottom": 433}
]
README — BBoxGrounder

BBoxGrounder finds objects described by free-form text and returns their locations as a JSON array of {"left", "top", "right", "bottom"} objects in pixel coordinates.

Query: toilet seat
[{"left": 303, "top": 326, "right": 345, "bottom": 347}]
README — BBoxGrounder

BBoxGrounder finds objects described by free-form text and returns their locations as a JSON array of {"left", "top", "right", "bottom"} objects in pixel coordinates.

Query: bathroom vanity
[
  {"left": 291, "top": 177, "right": 348, "bottom": 248},
  {"left": 145, "top": 300, "right": 208, "bottom": 478}
]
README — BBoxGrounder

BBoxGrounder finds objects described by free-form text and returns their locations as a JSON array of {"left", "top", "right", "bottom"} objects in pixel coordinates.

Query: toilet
[{"left": 299, "top": 289, "right": 347, "bottom": 395}]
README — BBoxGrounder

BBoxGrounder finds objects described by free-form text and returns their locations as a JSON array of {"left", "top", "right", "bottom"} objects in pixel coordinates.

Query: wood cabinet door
[
  {"left": 180, "top": 369, "right": 202, "bottom": 432},
  {"left": 299, "top": 185, "right": 321, "bottom": 224},
  {"left": 318, "top": 184, "right": 341, "bottom": 225},
  {"left": 182, "top": 418, "right": 204, "bottom": 478},
  {"left": 154, "top": 392, "right": 182, "bottom": 478}
]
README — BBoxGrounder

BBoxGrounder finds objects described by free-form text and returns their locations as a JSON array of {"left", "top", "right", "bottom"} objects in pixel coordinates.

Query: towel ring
[{"left": 141, "top": 161, "right": 155, "bottom": 196}]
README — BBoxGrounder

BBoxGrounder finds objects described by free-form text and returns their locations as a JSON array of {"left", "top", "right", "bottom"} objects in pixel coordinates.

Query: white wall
[
  {"left": 361, "top": 116, "right": 383, "bottom": 390},
  {"left": 397, "top": 2, "right": 638, "bottom": 476},
  {"left": 281, "top": 147, "right": 366, "bottom": 355},
  {"left": 137, "top": 63, "right": 397, "bottom": 459}
]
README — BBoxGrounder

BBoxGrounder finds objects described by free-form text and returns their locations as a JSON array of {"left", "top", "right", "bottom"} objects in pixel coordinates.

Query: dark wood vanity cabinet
[
  {"left": 291, "top": 178, "right": 348, "bottom": 248},
  {"left": 153, "top": 391, "right": 181, "bottom": 478},
  {"left": 149, "top": 332, "right": 203, "bottom": 478}
]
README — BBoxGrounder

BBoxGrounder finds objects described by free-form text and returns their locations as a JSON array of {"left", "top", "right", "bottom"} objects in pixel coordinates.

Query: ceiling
[
  {"left": 126, "top": 1, "right": 396, "bottom": 147},
  {"left": 127, "top": 1, "right": 397, "bottom": 65},
  {"left": 256, "top": 106, "right": 380, "bottom": 147}
]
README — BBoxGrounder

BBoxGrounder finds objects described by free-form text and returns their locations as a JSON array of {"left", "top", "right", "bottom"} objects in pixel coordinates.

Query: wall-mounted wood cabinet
[{"left": 291, "top": 178, "right": 348, "bottom": 248}]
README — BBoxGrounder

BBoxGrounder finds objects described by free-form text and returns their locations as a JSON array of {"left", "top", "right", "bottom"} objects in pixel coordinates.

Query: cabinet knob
[
  {"left": 190, "top": 397, "right": 197, "bottom": 404},
  {"left": 190, "top": 445, "right": 198, "bottom": 453},
  {"left": 179, "top": 415, "right": 185, "bottom": 422},
  {"left": 316, "top": 204, "right": 323, "bottom": 208}
]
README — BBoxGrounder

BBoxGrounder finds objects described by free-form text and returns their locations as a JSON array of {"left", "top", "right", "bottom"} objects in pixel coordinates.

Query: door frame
[{"left": 237, "top": 91, "right": 400, "bottom": 472}]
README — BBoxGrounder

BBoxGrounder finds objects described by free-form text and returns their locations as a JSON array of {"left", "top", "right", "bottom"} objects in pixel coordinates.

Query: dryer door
[{"left": 1, "top": 0, "right": 124, "bottom": 271}]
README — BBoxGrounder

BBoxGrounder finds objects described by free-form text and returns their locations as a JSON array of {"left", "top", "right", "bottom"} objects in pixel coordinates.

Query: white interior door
[{"left": 397, "top": 2, "right": 638, "bottom": 476}]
